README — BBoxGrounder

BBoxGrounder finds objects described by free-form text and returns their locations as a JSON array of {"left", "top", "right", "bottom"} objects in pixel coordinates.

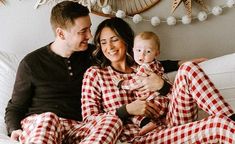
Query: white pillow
[
  {"left": 199, "top": 53, "right": 235, "bottom": 110},
  {"left": 0, "top": 51, "right": 22, "bottom": 135},
  {"left": 167, "top": 53, "right": 235, "bottom": 110}
]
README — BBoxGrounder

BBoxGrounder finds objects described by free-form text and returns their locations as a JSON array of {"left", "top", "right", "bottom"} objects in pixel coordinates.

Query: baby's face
[{"left": 133, "top": 37, "right": 159, "bottom": 65}]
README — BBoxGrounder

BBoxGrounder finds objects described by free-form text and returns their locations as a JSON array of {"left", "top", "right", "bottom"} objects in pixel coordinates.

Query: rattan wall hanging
[
  {"left": 91, "top": 0, "right": 161, "bottom": 17},
  {"left": 0, "top": 0, "right": 5, "bottom": 5}
]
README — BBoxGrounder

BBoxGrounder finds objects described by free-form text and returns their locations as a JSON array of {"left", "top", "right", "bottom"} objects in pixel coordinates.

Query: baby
[{"left": 113, "top": 31, "right": 171, "bottom": 130}]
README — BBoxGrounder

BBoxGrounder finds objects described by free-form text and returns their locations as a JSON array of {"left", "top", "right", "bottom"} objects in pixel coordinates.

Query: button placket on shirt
[{"left": 66, "top": 59, "right": 73, "bottom": 76}]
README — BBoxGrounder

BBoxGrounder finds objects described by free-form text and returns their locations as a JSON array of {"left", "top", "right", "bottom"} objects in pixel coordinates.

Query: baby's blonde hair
[{"left": 135, "top": 31, "right": 160, "bottom": 51}]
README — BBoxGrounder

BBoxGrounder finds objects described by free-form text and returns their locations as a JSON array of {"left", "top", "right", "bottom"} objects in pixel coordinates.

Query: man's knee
[
  {"left": 35, "top": 112, "right": 60, "bottom": 124},
  {"left": 179, "top": 61, "right": 197, "bottom": 71}
]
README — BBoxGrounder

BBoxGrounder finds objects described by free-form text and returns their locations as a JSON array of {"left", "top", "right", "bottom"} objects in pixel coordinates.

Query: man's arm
[
  {"left": 5, "top": 60, "right": 33, "bottom": 136},
  {"left": 160, "top": 60, "right": 179, "bottom": 73},
  {"left": 160, "top": 58, "right": 207, "bottom": 73}
]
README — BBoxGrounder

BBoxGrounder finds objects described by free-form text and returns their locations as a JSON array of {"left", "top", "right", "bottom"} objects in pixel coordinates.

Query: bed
[{"left": 0, "top": 50, "right": 234, "bottom": 143}]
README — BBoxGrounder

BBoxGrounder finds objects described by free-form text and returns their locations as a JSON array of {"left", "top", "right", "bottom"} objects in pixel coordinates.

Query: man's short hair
[{"left": 50, "top": 1, "right": 89, "bottom": 32}]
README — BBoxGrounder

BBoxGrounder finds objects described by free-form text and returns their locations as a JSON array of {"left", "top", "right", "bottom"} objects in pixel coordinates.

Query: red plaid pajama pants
[
  {"left": 131, "top": 62, "right": 235, "bottom": 143},
  {"left": 20, "top": 112, "right": 122, "bottom": 144}
]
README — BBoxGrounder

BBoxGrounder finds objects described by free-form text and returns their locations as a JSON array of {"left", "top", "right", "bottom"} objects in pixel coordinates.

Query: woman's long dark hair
[{"left": 93, "top": 17, "right": 135, "bottom": 68}]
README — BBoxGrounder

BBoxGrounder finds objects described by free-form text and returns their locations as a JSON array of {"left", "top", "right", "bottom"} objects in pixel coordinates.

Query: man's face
[{"left": 63, "top": 16, "right": 92, "bottom": 52}]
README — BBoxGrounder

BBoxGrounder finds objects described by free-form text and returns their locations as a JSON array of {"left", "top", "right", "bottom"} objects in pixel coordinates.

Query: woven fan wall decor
[
  {"left": 91, "top": 0, "right": 161, "bottom": 17},
  {"left": 0, "top": 0, "right": 5, "bottom": 5}
]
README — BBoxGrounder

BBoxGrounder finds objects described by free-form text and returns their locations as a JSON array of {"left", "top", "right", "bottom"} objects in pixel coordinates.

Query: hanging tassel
[
  {"left": 171, "top": 0, "right": 183, "bottom": 14},
  {"left": 183, "top": 0, "right": 192, "bottom": 16},
  {"left": 194, "top": 0, "right": 208, "bottom": 11}
]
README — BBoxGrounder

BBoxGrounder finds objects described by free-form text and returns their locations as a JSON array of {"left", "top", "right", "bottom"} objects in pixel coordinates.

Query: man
[{"left": 5, "top": 1, "right": 122, "bottom": 143}]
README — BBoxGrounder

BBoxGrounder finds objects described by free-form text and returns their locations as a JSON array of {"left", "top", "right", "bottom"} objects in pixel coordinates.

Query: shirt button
[
  {"left": 68, "top": 66, "right": 72, "bottom": 70},
  {"left": 69, "top": 72, "right": 73, "bottom": 76},
  {"left": 67, "top": 60, "right": 71, "bottom": 63}
]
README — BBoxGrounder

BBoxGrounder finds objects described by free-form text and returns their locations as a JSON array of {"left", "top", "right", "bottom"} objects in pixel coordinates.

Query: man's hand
[
  {"left": 10, "top": 129, "right": 22, "bottom": 141},
  {"left": 178, "top": 57, "right": 208, "bottom": 66},
  {"left": 139, "top": 122, "right": 157, "bottom": 136}
]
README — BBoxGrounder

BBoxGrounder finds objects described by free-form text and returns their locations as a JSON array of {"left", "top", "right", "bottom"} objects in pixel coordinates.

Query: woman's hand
[
  {"left": 137, "top": 70, "right": 164, "bottom": 93},
  {"left": 126, "top": 98, "right": 161, "bottom": 118},
  {"left": 126, "top": 99, "right": 148, "bottom": 115}
]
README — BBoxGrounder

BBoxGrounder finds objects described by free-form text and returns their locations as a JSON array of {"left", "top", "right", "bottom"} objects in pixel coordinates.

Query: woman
[{"left": 81, "top": 17, "right": 235, "bottom": 143}]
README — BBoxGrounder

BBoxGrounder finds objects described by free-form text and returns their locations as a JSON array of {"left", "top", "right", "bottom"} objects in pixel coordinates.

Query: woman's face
[{"left": 100, "top": 27, "right": 127, "bottom": 65}]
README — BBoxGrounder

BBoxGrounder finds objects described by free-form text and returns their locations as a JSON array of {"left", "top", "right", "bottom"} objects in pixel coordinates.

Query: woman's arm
[
  {"left": 82, "top": 67, "right": 134, "bottom": 122},
  {"left": 81, "top": 67, "right": 155, "bottom": 123},
  {"left": 81, "top": 67, "right": 109, "bottom": 122}
]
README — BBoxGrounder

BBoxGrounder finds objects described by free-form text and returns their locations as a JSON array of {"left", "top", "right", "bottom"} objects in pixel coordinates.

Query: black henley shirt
[{"left": 5, "top": 43, "right": 94, "bottom": 135}]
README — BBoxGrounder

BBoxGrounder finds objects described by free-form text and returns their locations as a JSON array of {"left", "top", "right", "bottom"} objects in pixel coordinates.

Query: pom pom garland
[
  {"left": 197, "top": 11, "right": 208, "bottom": 21},
  {"left": 115, "top": 10, "right": 126, "bottom": 18},
  {"left": 90, "top": 0, "right": 97, "bottom": 6},
  {"left": 227, "top": 0, "right": 235, "bottom": 8},
  {"left": 167, "top": 16, "right": 177, "bottom": 26},
  {"left": 212, "top": 6, "right": 223, "bottom": 16},
  {"left": 33, "top": 0, "right": 235, "bottom": 26},
  {"left": 181, "top": 15, "right": 192, "bottom": 24},
  {"left": 102, "top": 5, "right": 112, "bottom": 14},
  {"left": 151, "top": 16, "right": 161, "bottom": 26},
  {"left": 109, "top": 1, "right": 234, "bottom": 26},
  {"left": 132, "top": 14, "right": 143, "bottom": 24}
]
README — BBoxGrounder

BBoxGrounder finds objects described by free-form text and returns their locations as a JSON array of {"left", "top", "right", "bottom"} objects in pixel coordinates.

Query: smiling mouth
[
  {"left": 81, "top": 41, "right": 88, "bottom": 45},
  {"left": 109, "top": 50, "right": 118, "bottom": 55}
]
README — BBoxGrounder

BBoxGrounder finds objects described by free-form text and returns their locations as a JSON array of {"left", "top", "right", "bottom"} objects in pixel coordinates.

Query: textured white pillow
[
  {"left": 0, "top": 51, "right": 22, "bottom": 135},
  {"left": 167, "top": 53, "right": 235, "bottom": 110},
  {"left": 199, "top": 53, "right": 235, "bottom": 110}
]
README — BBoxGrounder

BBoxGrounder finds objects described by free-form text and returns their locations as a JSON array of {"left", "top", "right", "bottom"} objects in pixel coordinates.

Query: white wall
[{"left": 0, "top": 0, "right": 234, "bottom": 60}]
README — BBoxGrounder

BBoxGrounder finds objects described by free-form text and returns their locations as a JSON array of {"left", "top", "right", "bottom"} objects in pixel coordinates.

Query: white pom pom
[
  {"left": 151, "top": 16, "right": 161, "bottom": 26},
  {"left": 197, "top": 11, "right": 207, "bottom": 21},
  {"left": 166, "top": 16, "right": 176, "bottom": 26},
  {"left": 227, "top": 0, "right": 235, "bottom": 8},
  {"left": 115, "top": 10, "right": 126, "bottom": 18},
  {"left": 90, "top": 0, "right": 97, "bottom": 6},
  {"left": 133, "top": 14, "right": 143, "bottom": 24},
  {"left": 102, "top": 5, "right": 112, "bottom": 14},
  {"left": 181, "top": 15, "right": 191, "bottom": 24},
  {"left": 212, "top": 6, "right": 223, "bottom": 16}
]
